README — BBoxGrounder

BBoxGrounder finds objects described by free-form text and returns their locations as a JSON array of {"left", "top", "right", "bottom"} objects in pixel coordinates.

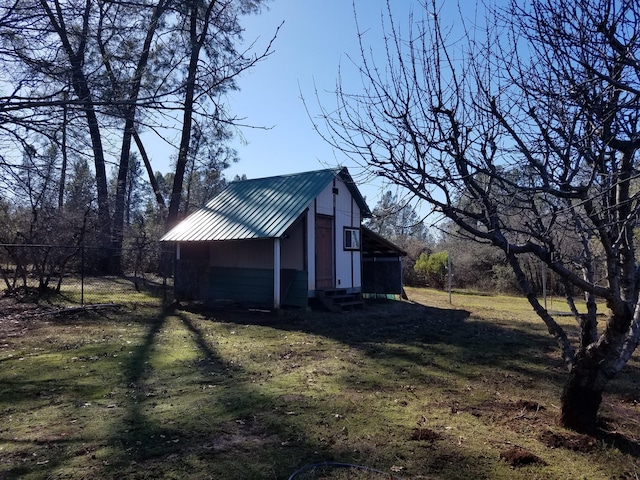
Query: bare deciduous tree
[{"left": 315, "top": 0, "right": 640, "bottom": 432}]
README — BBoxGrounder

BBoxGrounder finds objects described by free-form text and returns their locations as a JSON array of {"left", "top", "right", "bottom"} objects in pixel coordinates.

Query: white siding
[
  {"left": 315, "top": 182, "right": 334, "bottom": 216},
  {"left": 334, "top": 177, "right": 358, "bottom": 289},
  {"left": 352, "top": 196, "right": 362, "bottom": 287},
  {"left": 306, "top": 177, "right": 363, "bottom": 291}
]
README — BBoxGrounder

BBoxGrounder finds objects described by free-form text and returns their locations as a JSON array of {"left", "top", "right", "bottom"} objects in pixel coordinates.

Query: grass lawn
[{"left": 0, "top": 287, "right": 639, "bottom": 479}]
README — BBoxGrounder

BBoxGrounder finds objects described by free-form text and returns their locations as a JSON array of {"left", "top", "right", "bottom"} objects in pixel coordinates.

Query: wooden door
[{"left": 315, "top": 215, "right": 334, "bottom": 289}]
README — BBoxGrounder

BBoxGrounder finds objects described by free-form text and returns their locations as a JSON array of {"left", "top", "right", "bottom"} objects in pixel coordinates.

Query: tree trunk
[
  {"left": 166, "top": 0, "right": 218, "bottom": 229},
  {"left": 39, "top": 0, "right": 112, "bottom": 270},
  {"left": 166, "top": 1, "right": 201, "bottom": 230},
  {"left": 560, "top": 354, "right": 606, "bottom": 433},
  {"left": 133, "top": 130, "right": 165, "bottom": 208},
  {"left": 107, "top": 0, "right": 168, "bottom": 274},
  {"left": 111, "top": 118, "right": 134, "bottom": 274},
  {"left": 560, "top": 308, "right": 633, "bottom": 433},
  {"left": 58, "top": 94, "right": 68, "bottom": 210}
]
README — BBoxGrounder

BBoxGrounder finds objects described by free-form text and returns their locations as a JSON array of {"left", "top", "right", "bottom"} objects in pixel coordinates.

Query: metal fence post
[{"left": 81, "top": 245, "right": 85, "bottom": 306}]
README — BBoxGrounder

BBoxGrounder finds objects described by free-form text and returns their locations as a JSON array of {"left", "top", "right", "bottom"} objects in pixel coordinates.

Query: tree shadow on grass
[
  {"left": 94, "top": 308, "right": 357, "bottom": 479},
  {"left": 0, "top": 300, "right": 420, "bottom": 479},
  {"left": 4, "top": 300, "right": 637, "bottom": 479},
  {"left": 197, "top": 300, "right": 569, "bottom": 393},
  {"left": 107, "top": 310, "right": 176, "bottom": 461},
  {"left": 190, "top": 301, "right": 640, "bottom": 451}
]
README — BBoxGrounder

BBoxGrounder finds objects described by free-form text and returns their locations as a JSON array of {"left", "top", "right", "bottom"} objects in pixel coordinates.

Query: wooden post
[
  {"left": 542, "top": 261, "right": 547, "bottom": 310},
  {"left": 448, "top": 253, "right": 452, "bottom": 304},
  {"left": 274, "top": 238, "right": 281, "bottom": 309}
]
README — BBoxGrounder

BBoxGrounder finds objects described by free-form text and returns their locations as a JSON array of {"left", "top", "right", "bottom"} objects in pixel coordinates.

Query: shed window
[{"left": 344, "top": 228, "right": 361, "bottom": 250}]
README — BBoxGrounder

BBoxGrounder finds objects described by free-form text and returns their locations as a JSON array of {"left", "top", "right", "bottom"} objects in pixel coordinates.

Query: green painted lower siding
[
  {"left": 176, "top": 263, "right": 308, "bottom": 307},
  {"left": 281, "top": 269, "right": 308, "bottom": 307},
  {"left": 209, "top": 267, "right": 274, "bottom": 305},
  {"left": 210, "top": 267, "right": 309, "bottom": 308},
  {"left": 175, "top": 260, "right": 203, "bottom": 300}
]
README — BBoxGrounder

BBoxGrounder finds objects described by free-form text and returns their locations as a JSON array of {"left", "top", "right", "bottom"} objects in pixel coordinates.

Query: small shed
[
  {"left": 361, "top": 227, "right": 407, "bottom": 297},
  {"left": 160, "top": 168, "right": 371, "bottom": 309}
]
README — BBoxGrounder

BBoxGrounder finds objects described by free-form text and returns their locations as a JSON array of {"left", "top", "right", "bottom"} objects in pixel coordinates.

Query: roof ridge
[{"left": 231, "top": 167, "right": 342, "bottom": 184}]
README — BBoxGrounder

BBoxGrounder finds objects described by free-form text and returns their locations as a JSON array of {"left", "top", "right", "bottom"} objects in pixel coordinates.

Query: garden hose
[{"left": 288, "top": 461, "right": 404, "bottom": 480}]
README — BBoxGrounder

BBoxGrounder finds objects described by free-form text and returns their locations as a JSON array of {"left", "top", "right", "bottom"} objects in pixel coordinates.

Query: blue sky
[
  {"left": 222, "top": 0, "right": 417, "bottom": 206},
  {"left": 147, "top": 0, "right": 475, "bottom": 209}
]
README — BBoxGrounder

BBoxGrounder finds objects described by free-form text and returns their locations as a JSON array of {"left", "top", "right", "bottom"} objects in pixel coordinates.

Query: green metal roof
[{"left": 160, "top": 167, "right": 371, "bottom": 242}]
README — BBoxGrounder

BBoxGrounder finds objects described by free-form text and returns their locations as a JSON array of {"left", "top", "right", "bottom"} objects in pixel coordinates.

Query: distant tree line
[{"left": 366, "top": 191, "right": 555, "bottom": 295}]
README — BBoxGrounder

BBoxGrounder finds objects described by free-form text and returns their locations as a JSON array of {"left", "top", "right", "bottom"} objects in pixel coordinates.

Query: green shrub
[{"left": 414, "top": 250, "right": 449, "bottom": 289}]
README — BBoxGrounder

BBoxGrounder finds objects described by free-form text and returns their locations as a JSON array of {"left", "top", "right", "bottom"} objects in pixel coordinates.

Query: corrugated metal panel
[{"left": 161, "top": 169, "right": 343, "bottom": 242}]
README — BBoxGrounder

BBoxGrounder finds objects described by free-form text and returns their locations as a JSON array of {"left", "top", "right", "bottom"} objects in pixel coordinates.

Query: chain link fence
[{"left": 0, "top": 243, "right": 173, "bottom": 306}]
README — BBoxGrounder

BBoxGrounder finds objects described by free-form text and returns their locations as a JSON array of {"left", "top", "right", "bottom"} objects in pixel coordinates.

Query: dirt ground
[{"left": 0, "top": 295, "right": 49, "bottom": 338}]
